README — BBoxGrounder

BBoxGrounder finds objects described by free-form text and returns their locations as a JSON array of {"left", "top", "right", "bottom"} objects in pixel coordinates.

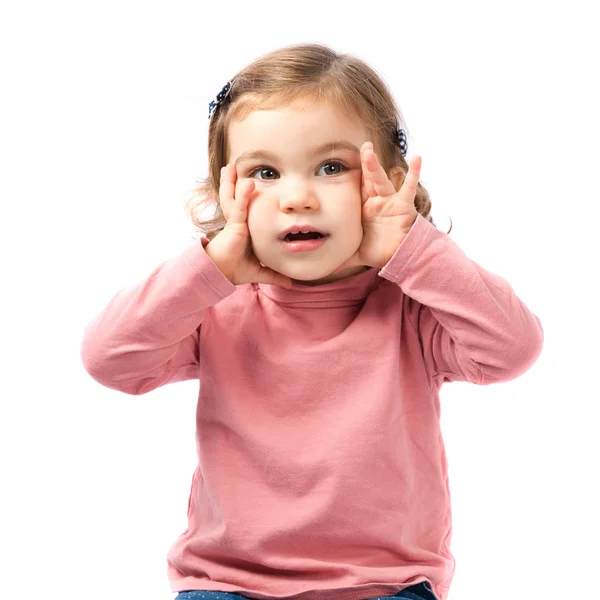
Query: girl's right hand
[{"left": 204, "top": 162, "right": 293, "bottom": 289}]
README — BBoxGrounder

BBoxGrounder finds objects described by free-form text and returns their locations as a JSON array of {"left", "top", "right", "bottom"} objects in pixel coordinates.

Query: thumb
[
  {"left": 331, "top": 250, "right": 363, "bottom": 275},
  {"left": 254, "top": 265, "right": 294, "bottom": 289}
]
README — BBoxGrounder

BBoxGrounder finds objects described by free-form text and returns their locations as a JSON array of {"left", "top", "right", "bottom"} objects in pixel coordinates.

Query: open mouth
[
  {"left": 279, "top": 232, "right": 329, "bottom": 253},
  {"left": 283, "top": 232, "right": 326, "bottom": 242}
]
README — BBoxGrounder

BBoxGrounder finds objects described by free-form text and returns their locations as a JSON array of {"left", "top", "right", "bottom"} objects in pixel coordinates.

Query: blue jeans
[{"left": 175, "top": 581, "right": 438, "bottom": 600}]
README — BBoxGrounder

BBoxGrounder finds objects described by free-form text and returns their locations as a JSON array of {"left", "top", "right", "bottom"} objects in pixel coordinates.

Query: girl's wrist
[{"left": 204, "top": 239, "right": 236, "bottom": 284}]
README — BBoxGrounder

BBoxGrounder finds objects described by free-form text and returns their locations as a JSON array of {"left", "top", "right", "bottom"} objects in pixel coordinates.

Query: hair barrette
[
  {"left": 208, "top": 80, "right": 235, "bottom": 119},
  {"left": 396, "top": 128, "right": 408, "bottom": 157}
]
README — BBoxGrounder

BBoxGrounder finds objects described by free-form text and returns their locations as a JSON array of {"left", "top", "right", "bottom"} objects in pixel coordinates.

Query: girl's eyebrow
[{"left": 234, "top": 140, "right": 360, "bottom": 167}]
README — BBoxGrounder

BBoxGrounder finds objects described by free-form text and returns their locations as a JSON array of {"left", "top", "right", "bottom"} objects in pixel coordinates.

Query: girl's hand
[
  {"left": 204, "top": 163, "right": 293, "bottom": 288},
  {"left": 335, "top": 142, "right": 422, "bottom": 272}
]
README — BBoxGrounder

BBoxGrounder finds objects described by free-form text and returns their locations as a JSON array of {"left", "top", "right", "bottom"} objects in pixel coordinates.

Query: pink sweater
[{"left": 80, "top": 213, "right": 544, "bottom": 600}]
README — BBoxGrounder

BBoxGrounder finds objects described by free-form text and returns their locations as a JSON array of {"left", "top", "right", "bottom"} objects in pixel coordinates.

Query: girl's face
[{"left": 226, "top": 101, "right": 371, "bottom": 286}]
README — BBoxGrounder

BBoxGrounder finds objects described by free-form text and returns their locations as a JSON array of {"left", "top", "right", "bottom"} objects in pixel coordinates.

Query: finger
[
  {"left": 331, "top": 250, "right": 362, "bottom": 274},
  {"left": 360, "top": 171, "right": 370, "bottom": 203},
  {"left": 360, "top": 144, "right": 376, "bottom": 199},
  {"left": 362, "top": 168, "right": 375, "bottom": 200},
  {"left": 362, "top": 143, "right": 396, "bottom": 198},
  {"left": 256, "top": 265, "right": 293, "bottom": 289},
  {"left": 219, "top": 163, "right": 236, "bottom": 220},
  {"left": 360, "top": 171, "right": 365, "bottom": 195},
  {"left": 230, "top": 177, "right": 255, "bottom": 225},
  {"left": 400, "top": 155, "right": 422, "bottom": 197}
]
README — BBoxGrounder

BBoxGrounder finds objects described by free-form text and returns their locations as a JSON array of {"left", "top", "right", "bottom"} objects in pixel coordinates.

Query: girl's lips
[{"left": 279, "top": 235, "right": 329, "bottom": 253}]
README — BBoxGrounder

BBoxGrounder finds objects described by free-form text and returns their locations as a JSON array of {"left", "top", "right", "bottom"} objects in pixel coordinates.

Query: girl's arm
[
  {"left": 80, "top": 238, "right": 236, "bottom": 395},
  {"left": 380, "top": 214, "right": 544, "bottom": 385}
]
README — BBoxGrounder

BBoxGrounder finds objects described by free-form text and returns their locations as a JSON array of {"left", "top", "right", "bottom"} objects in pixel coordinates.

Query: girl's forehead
[
  {"left": 228, "top": 103, "right": 369, "bottom": 138},
  {"left": 225, "top": 99, "right": 379, "bottom": 161},
  {"left": 234, "top": 97, "right": 365, "bottom": 124}
]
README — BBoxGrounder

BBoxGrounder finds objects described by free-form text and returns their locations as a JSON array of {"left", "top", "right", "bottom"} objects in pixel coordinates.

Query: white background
[{"left": 1, "top": 1, "right": 598, "bottom": 599}]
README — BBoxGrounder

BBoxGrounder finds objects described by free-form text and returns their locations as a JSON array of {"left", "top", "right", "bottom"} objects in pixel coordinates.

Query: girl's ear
[{"left": 388, "top": 166, "right": 406, "bottom": 192}]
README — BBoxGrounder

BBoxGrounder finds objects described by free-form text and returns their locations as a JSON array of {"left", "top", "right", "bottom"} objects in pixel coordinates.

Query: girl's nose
[{"left": 279, "top": 180, "right": 319, "bottom": 211}]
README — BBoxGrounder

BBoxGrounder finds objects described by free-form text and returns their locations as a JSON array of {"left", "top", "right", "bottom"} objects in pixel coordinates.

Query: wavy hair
[{"left": 183, "top": 42, "right": 452, "bottom": 240}]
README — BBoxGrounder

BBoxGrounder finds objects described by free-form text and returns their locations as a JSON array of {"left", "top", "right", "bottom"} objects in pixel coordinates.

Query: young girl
[{"left": 81, "top": 43, "right": 544, "bottom": 600}]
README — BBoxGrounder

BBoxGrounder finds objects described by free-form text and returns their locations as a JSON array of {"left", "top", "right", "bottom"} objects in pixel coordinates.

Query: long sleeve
[
  {"left": 378, "top": 213, "right": 544, "bottom": 385},
  {"left": 80, "top": 237, "right": 236, "bottom": 395},
  {"left": 154, "top": 218, "right": 536, "bottom": 600}
]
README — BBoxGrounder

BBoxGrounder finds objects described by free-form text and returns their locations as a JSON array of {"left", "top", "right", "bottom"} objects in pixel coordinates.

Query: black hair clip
[
  {"left": 396, "top": 128, "right": 408, "bottom": 157},
  {"left": 208, "top": 80, "right": 234, "bottom": 119}
]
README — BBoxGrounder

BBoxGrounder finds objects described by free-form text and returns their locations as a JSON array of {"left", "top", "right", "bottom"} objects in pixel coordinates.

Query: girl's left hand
[{"left": 336, "top": 142, "right": 422, "bottom": 271}]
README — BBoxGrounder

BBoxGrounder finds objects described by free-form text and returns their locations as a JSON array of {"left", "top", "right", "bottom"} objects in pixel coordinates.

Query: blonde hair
[{"left": 183, "top": 42, "right": 452, "bottom": 240}]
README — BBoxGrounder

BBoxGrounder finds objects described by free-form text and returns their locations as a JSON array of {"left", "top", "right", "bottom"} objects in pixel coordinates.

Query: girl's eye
[
  {"left": 248, "top": 161, "right": 348, "bottom": 180},
  {"left": 317, "top": 161, "right": 347, "bottom": 176},
  {"left": 251, "top": 167, "right": 278, "bottom": 180}
]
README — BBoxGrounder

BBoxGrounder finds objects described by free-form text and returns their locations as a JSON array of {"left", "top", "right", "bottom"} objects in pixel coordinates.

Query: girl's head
[{"left": 185, "top": 43, "right": 444, "bottom": 285}]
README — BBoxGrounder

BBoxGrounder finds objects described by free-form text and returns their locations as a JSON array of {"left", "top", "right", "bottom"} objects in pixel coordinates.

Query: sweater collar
[{"left": 255, "top": 267, "right": 380, "bottom": 307}]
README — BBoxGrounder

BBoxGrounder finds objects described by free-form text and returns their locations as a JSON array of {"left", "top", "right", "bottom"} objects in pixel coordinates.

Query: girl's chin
[
  {"left": 292, "top": 267, "right": 370, "bottom": 287},
  {"left": 262, "top": 261, "right": 331, "bottom": 278},
  {"left": 258, "top": 258, "right": 365, "bottom": 284},
  {"left": 284, "top": 272, "right": 333, "bottom": 286}
]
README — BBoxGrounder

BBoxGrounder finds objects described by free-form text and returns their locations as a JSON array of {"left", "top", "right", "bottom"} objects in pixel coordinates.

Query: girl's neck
[{"left": 293, "top": 266, "right": 371, "bottom": 287}]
